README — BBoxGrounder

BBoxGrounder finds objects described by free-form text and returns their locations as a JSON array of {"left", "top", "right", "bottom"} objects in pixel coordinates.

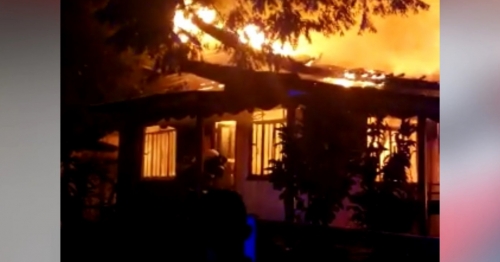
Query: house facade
[{"left": 96, "top": 64, "right": 439, "bottom": 236}]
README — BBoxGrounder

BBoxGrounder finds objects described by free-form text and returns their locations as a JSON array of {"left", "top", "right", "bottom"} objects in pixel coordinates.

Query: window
[
  {"left": 367, "top": 116, "right": 418, "bottom": 183},
  {"left": 142, "top": 125, "right": 177, "bottom": 178},
  {"left": 251, "top": 108, "right": 286, "bottom": 176}
]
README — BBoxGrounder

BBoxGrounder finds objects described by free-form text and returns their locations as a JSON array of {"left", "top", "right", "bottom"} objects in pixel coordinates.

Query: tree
[
  {"left": 61, "top": 0, "right": 149, "bottom": 224},
  {"left": 267, "top": 123, "right": 309, "bottom": 223},
  {"left": 96, "top": 0, "right": 430, "bottom": 74},
  {"left": 267, "top": 109, "right": 354, "bottom": 225},
  {"left": 348, "top": 116, "right": 419, "bottom": 233},
  {"left": 62, "top": 0, "right": 149, "bottom": 159}
]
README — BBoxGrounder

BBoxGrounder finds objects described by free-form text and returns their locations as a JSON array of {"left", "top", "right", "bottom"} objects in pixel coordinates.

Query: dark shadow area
[
  {"left": 62, "top": 189, "right": 250, "bottom": 262},
  {"left": 257, "top": 220, "right": 439, "bottom": 262},
  {"left": 62, "top": 191, "right": 438, "bottom": 262}
]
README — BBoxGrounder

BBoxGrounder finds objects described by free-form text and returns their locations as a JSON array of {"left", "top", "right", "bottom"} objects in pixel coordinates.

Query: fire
[
  {"left": 237, "top": 24, "right": 297, "bottom": 56},
  {"left": 304, "top": 0, "right": 440, "bottom": 80},
  {"left": 173, "top": 4, "right": 219, "bottom": 43},
  {"left": 173, "top": 1, "right": 300, "bottom": 57},
  {"left": 172, "top": 0, "right": 439, "bottom": 88},
  {"left": 321, "top": 69, "right": 386, "bottom": 88}
]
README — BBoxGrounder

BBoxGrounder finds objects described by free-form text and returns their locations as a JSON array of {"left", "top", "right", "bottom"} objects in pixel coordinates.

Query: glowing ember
[
  {"left": 321, "top": 77, "right": 382, "bottom": 88},
  {"left": 320, "top": 69, "right": 386, "bottom": 88}
]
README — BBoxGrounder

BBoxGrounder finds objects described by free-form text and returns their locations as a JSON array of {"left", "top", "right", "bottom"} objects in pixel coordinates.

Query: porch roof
[{"left": 92, "top": 62, "right": 439, "bottom": 123}]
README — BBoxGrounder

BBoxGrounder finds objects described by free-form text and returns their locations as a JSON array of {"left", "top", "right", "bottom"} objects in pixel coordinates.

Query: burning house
[{"left": 94, "top": 0, "right": 439, "bottom": 236}]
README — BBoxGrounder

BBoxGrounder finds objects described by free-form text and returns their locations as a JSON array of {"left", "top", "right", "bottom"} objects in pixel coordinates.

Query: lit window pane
[
  {"left": 251, "top": 108, "right": 286, "bottom": 176},
  {"left": 142, "top": 125, "right": 177, "bottom": 178}
]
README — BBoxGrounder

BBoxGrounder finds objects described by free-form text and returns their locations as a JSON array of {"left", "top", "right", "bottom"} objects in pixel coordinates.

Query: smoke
[{"left": 300, "top": 0, "right": 440, "bottom": 79}]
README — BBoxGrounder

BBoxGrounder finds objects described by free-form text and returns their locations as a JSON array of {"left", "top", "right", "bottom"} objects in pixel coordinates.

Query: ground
[{"left": 61, "top": 219, "right": 438, "bottom": 262}]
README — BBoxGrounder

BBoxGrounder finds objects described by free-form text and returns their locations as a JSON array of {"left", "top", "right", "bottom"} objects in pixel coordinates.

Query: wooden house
[{"left": 94, "top": 62, "right": 440, "bottom": 236}]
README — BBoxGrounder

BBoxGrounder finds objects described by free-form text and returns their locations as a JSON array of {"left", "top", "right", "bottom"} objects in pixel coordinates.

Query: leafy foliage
[
  {"left": 62, "top": 0, "right": 148, "bottom": 224},
  {"left": 267, "top": 123, "right": 308, "bottom": 222},
  {"left": 348, "top": 116, "right": 419, "bottom": 233},
  {"left": 61, "top": 153, "right": 117, "bottom": 224},
  {"left": 62, "top": 0, "right": 149, "bottom": 159},
  {"left": 267, "top": 110, "right": 353, "bottom": 225},
  {"left": 96, "top": 0, "right": 430, "bottom": 71}
]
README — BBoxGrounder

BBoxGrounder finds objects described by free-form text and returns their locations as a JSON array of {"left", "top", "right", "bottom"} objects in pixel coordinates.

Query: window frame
[
  {"left": 248, "top": 118, "right": 285, "bottom": 180},
  {"left": 141, "top": 126, "right": 177, "bottom": 180},
  {"left": 214, "top": 121, "right": 237, "bottom": 161}
]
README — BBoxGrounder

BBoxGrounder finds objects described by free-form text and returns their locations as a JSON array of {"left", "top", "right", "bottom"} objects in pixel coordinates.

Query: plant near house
[
  {"left": 302, "top": 138, "right": 355, "bottom": 226},
  {"left": 267, "top": 123, "right": 308, "bottom": 223},
  {"left": 62, "top": 0, "right": 147, "bottom": 225},
  {"left": 267, "top": 116, "right": 352, "bottom": 226},
  {"left": 348, "top": 116, "right": 419, "bottom": 233},
  {"left": 61, "top": 154, "right": 117, "bottom": 225}
]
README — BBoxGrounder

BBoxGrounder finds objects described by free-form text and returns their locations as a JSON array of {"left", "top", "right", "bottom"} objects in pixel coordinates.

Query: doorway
[{"left": 214, "top": 121, "right": 237, "bottom": 189}]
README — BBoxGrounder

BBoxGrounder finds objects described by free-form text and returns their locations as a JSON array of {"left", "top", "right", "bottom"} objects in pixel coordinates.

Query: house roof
[{"left": 92, "top": 62, "right": 439, "bottom": 123}]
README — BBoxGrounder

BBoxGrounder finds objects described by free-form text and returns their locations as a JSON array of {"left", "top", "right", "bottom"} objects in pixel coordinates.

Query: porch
[{"left": 94, "top": 66, "right": 439, "bottom": 236}]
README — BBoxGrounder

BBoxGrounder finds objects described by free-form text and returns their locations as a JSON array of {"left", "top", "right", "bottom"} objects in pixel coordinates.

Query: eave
[{"left": 91, "top": 63, "right": 439, "bottom": 123}]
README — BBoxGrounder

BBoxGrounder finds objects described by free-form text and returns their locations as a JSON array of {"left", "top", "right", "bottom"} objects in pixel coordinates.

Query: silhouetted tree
[
  {"left": 61, "top": 0, "right": 148, "bottom": 224},
  {"left": 348, "top": 116, "right": 419, "bottom": 233},
  {"left": 62, "top": 0, "right": 149, "bottom": 158},
  {"left": 267, "top": 123, "right": 308, "bottom": 223},
  {"left": 267, "top": 109, "right": 355, "bottom": 225}
]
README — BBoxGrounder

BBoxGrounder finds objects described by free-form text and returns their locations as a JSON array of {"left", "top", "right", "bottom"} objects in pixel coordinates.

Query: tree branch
[{"left": 189, "top": 12, "right": 338, "bottom": 77}]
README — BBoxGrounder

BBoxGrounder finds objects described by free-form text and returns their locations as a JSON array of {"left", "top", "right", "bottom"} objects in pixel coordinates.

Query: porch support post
[
  {"left": 417, "top": 116, "right": 428, "bottom": 235},
  {"left": 116, "top": 120, "right": 144, "bottom": 215},
  {"left": 195, "top": 115, "right": 204, "bottom": 175},
  {"left": 284, "top": 103, "right": 296, "bottom": 223},
  {"left": 195, "top": 96, "right": 205, "bottom": 189}
]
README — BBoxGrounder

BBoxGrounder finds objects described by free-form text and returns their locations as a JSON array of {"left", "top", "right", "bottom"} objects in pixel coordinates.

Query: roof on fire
[{"left": 91, "top": 62, "right": 439, "bottom": 122}]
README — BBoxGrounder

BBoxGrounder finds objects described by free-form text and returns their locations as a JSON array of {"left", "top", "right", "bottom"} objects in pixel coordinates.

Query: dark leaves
[
  {"left": 348, "top": 116, "right": 418, "bottom": 233},
  {"left": 390, "top": 0, "right": 430, "bottom": 15},
  {"left": 96, "top": 0, "right": 181, "bottom": 53},
  {"left": 62, "top": 0, "right": 147, "bottom": 159},
  {"left": 95, "top": 0, "right": 431, "bottom": 72},
  {"left": 267, "top": 110, "right": 356, "bottom": 226}
]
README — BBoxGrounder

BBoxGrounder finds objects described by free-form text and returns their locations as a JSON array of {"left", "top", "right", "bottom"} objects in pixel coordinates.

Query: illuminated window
[
  {"left": 142, "top": 125, "right": 177, "bottom": 178},
  {"left": 367, "top": 117, "right": 418, "bottom": 183},
  {"left": 251, "top": 108, "right": 286, "bottom": 176},
  {"left": 215, "top": 121, "right": 236, "bottom": 161}
]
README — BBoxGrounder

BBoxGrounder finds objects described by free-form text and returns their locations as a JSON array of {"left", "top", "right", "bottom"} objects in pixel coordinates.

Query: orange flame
[
  {"left": 173, "top": 1, "right": 302, "bottom": 56},
  {"left": 173, "top": 0, "right": 439, "bottom": 87}
]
